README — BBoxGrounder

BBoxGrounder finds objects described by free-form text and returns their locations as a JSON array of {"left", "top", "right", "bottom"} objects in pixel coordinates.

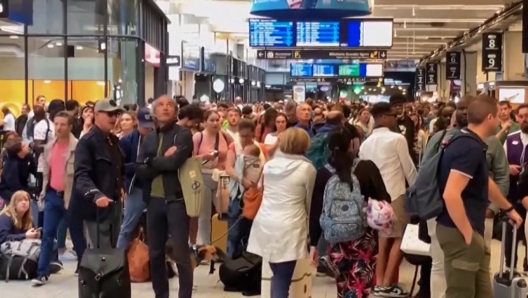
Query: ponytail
[{"left": 328, "top": 148, "right": 354, "bottom": 191}]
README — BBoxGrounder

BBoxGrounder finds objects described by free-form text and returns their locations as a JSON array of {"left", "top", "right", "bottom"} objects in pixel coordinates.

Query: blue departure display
[
  {"left": 296, "top": 21, "right": 340, "bottom": 47},
  {"left": 290, "top": 63, "right": 313, "bottom": 77},
  {"left": 249, "top": 19, "right": 294, "bottom": 47},
  {"left": 313, "top": 64, "right": 335, "bottom": 76}
]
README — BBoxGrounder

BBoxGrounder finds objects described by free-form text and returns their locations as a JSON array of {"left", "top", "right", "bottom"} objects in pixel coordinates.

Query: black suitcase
[{"left": 78, "top": 211, "right": 131, "bottom": 298}]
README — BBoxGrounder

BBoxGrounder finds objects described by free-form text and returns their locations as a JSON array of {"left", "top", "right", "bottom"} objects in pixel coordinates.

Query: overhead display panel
[
  {"left": 249, "top": 18, "right": 393, "bottom": 48},
  {"left": 250, "top": 0, "right": 371, "bottom": 19},
  {"left": 256, "top": 49, "right": 387, "bottom": 60},
  {"left": 249, "top": 19, "right": 294, "bottom": 47},
  {"left": 290, "top": 62, "right": 383, "bottom": 77},
  {"left": 313, "top": 64, "right": 335, "bottom": 77},
  {"left": 344, "top": 19, "right": 393, "bottom": 47},
  {"left": 296, "top": 21, "right": 340, "bottom": 47},
  {"left": 290, "top": 63, "right": 313, "bottom": 77}
]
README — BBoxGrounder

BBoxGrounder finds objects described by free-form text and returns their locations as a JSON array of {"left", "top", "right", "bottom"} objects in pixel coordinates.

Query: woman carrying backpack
[{"left": 309, "top": 127, "right": 391, "bottom": 298}]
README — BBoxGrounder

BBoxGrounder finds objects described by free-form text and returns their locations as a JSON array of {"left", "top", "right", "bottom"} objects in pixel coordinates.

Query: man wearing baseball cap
[
  {"left": 116, "top": 107, "right": 155, "bottom": 249},
  {"left": 73, "top": 98, "right": 124, "bottom": 249}
]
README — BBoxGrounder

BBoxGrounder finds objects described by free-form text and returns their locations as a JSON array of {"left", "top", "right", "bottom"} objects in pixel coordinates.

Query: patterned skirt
[{"left": 327, "top": 228, "right": 378, "bottom": 298}]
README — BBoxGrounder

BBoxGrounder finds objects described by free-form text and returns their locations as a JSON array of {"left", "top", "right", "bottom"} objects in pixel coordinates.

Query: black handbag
[{"left": 78, "top": 210, "right": 131, "bottom": 298}]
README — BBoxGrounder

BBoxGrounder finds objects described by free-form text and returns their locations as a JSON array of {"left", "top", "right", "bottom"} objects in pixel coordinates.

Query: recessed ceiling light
[
  {"left": 56, "top": 42, "right": 63, "bottom": 46},
  {"left": 47, "top": 44, "right": 54, "bottom": 48},
  {"left": 9, "top": 35, "right": 18, "bottom": 39},
  {"left": 44, "top": 80, "right": 51, "bottom": 84},
  {"left": 76, "top": 46, "right": 83, "bottom": 50}
]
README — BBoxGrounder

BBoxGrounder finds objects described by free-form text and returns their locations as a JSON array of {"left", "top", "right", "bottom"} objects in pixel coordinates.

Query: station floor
[{"left": 1, "top": 240, "right": 520, "bottom": 298}]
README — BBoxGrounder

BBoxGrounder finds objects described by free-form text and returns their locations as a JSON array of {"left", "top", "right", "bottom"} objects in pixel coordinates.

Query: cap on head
[
  {"left": 94, "top": 98, "right": 123, "bottom": 113},
  {"left": 137, "top": 107, "right": 155, "bottom": 129}
]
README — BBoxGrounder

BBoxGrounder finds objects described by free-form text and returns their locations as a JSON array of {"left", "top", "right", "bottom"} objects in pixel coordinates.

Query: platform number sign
[
  {"left": 426, "top": 62, "right": 438, "bottom": 85},
  {"left": 446, "top": 51, "right": 461, "bottom": 80},
  {"left": 415, "top": 68, "right": 425, "bottom": 92},
  {"left": 482, "top": 32, "right": 502, "bottom": 72},
  {"left": 0, "top": 0, "right": 8, "bottom": 18}
]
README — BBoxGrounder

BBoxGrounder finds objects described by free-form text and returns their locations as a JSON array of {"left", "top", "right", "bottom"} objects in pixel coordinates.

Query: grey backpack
[
  {"left": 0, "top": 239, "right": 41, "bottom": 281},
  {"left": 405, "top": 130, "right": 473, "bottom": 220}
]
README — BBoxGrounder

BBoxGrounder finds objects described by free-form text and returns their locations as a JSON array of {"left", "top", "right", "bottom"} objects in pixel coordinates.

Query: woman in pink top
[{"left": 192, "top": 110, "right": 233, "bottom": 245}]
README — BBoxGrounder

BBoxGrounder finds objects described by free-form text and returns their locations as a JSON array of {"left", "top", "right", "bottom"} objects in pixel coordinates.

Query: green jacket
[
  {"left": 422, "top": 129, "right": 509, "bottom": 214},
  {"left": 496, "top": 122, "right": 520, "bottom": 144}
]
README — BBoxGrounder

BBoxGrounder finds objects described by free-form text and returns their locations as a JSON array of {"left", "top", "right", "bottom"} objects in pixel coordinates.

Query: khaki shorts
[{"left": 379, "top": 195, "right": 410, "bottom": 238}]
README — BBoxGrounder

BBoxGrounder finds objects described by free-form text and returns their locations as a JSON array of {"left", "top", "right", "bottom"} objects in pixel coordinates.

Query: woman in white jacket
[{"left": 247, "top": 127, "right": 316, "bottom": 298}]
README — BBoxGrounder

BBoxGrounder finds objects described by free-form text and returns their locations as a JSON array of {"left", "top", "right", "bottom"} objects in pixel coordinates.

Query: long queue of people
[{"left": 0, "top": 94, "right": 525, "bottom": 298}]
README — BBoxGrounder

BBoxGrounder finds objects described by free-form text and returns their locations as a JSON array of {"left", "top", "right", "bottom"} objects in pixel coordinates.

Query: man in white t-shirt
[{"left": 0, "top": 107, "right": 16, "bottom": 132}]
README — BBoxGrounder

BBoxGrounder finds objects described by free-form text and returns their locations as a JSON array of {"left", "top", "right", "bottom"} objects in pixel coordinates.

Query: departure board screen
[
  {"left": 313, "top": 64, "right": 335, "bottom": 76},
  {"left": 296, "top": 21, "right": 340, "bottom": 47},
  {"left": 344, "top": 20, "right": 393, "bottom": 47},
  {"left": 290, "top": 63, "right": 313, "bottom": 77},
  {"left": 249, "top": 19, "right": 294, "bottom": 47},
  {"left": 338, "top": 63, "right": 384, "bottom": 77}
]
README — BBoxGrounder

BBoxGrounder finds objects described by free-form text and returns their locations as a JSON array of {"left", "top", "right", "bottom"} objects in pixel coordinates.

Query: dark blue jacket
[
  {"left": 316, "top": 123, "right": 338, "bottom": 135},
  {"left": 0, "top": 213, "right": 27, "bottom": 245},
  {"left": 119, "top": 130, "right": 142, "bottom": 193},
  {"left": 0, "top": 153, "right": 38, "bottom": 203}
]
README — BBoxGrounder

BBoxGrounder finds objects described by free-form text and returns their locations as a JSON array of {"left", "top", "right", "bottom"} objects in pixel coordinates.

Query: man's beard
[{"left": 521, "top": 122, "right": 528, "bottom": 134}]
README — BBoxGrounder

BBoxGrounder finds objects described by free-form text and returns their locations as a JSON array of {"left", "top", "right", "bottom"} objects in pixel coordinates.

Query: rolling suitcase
[
  {"left": 78, "top": 210, "right": 131, "bottom": 298},
  {"left": 493, "top": 220, "right": 528, "bottom": 297}
]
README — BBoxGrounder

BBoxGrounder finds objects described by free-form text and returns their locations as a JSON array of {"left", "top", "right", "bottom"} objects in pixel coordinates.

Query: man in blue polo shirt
[{"left": 436, "top": 94, "right": 522, "bottom": 298}]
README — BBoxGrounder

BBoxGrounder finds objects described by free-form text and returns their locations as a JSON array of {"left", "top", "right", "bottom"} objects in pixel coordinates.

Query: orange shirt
[{"left": 49, "top": 141, "right": 69, "bottom": 191}]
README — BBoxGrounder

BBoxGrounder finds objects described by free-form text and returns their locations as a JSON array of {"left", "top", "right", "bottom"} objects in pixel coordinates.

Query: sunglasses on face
[{"left": 104, "top": 111, "right": 121, "bottom": 117}]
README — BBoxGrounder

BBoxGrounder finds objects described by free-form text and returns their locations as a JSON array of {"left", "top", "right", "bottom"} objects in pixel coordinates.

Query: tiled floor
[{"left": 1, "top": 240, "right": 522, "bottom": 298}]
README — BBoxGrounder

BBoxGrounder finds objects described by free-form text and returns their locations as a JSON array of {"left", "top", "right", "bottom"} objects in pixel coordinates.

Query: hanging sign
[
  {"left": 482, "top": 32, "right": 503, "bottom": 72},
  {"left": 446, "top": 51, "right": 461, "bottom": 80},
  {"left": 426, "top": 62, "right": 438, "bottom": 85},
  {"left": 415, "top": 68, "right": 425, "bottom": 92}
]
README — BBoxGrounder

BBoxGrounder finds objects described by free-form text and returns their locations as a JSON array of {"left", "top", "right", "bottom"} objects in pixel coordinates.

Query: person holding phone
[{"left": 192, "top": 110, "right": 233, "bottom": 247}]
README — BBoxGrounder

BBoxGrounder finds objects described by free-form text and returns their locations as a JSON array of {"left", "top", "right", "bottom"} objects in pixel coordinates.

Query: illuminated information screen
[
  {"left": 345, "top": 20, "right": 393, "bottom": 47},
  {"left": 249, "top": 19, "right": 294, "bottom": 47},
  {"left": 296, "top": 21, "right": 340, "bottom": 47},
  {"left": 290, "top": 63, "right": 313, "bottom": 77},
  {"left": 313, "top": 64, "right": 335, "bottom": 76},
  {"left": 338, "top": 63, "right": 384, "bottom": 77}
]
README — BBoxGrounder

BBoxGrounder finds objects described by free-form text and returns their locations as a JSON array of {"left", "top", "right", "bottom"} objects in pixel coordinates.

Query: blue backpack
[
  {"left": 320, "top": 163, "right": 367, "bottom": 244},
  {"left": 306, "top": 132, "right": 329, "bottom": 169}
]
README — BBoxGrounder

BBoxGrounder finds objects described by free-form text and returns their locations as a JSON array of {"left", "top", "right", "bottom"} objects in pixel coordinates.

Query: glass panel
[
  {"left": 108, "top": 0, "right": 138, "bottom": 35},
  {"left": 66, "top": 0, "right": 105, "bottom": 35},
  {"left": 108, "top": 37, "right": 138, "bottom": 105},
  {"left": 27, "top": 36, "right": 66, "bottom": 103},
  {"left": 0, "top": 35, "right": 26, "bottom": 115},
  {"left": 66, "top": 37, "right": 106, "bottom": 104},
  {"left": 27, "top": 0, "right": 64, "bottom": 34}
]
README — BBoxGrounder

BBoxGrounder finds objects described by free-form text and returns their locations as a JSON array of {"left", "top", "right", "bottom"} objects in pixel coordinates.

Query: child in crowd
[{"left": 243, "top": 144, "right": 263, "bottom": 185}]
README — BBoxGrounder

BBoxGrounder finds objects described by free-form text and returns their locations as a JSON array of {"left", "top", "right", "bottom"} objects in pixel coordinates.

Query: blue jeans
[
  {"left": 37, "top": 190, "right": 65, "bottom": 276},
  {"left": 30, "top": 199, "right": 40, "bottom": 228},
  {"left": 269, "top": 260, "right": 297, "bottom": 298},
  {"left": 66, "top": 201, "right": 87, "bottom": 269},
  {"left": 116, "top": 187, "right": 146, "bottom": 250}
]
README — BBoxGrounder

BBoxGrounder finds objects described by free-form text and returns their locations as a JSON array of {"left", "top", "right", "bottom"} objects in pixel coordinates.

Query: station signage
[
  {"left": 481, "top": 32, "right": 503, "bottom": 72},
  {"left": 425, "top": 62, "right": 438, "bottom": 85},
  {"left": 256, "top": 49, "right": 387, "bottom": 60},
  {"left": 290, "top": 77, "right": 380, "bottom": 83},
  {"left": 166, "top": 55, "right": 181, "bottom": 67},
  {"left": 415, "top": 68, "right": 425, "bottom": 92},
  {"left": 446, "top": 51, "right": 461, "bottom": 80}
]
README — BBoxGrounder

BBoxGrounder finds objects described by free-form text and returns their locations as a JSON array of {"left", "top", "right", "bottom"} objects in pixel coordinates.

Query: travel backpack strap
[
  {"left": 5, "top": 255, "right": 14, "bottom": 282},
  {"left": 18, "top": 258, "right": 28, "bottom": 280}
]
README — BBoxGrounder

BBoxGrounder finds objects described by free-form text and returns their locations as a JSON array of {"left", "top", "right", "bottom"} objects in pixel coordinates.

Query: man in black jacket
[
  {"left": 136, "top": 95, "right": 194, "bottom": 298},
  {"left": 74, "top": 98, "right": 124, "bottom": 249},
  {"left": 390, "top": 94, "right": 416, "bottom": 163}
]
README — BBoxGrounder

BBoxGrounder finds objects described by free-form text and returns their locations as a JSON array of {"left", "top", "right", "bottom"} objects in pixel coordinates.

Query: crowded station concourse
[{"left": 0, "top": 93, "right": 525, "bottom": 298}]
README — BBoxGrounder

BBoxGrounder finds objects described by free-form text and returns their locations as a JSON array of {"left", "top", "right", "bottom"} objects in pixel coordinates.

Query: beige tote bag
[{"left": 178, "top": 156, "right": 204, "bottom": 217}]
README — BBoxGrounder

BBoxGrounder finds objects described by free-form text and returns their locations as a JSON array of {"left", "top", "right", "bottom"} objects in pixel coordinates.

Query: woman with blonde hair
[
  {"left": 0, "top": 191, "right": 37, "bottom": 245},
  {"left": 116, "top": 111, "right": 137, "bottom": 138},
  {"left": 247, "top": 127, "right": 316, "bottom": 298}
]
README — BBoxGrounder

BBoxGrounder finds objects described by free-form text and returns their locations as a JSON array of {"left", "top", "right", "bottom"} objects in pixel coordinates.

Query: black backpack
[
  {"left": 0, "top": 253, "right": 38, "bottom": 282},
  {"left": 218, "top": 251, "right": 262, "bottom": 294}
]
